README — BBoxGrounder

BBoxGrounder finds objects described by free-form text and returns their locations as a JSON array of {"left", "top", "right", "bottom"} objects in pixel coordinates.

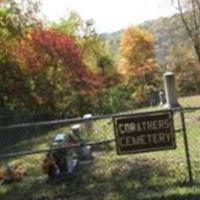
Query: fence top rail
[
  {"left": 0, "top": 106, "right": 199, "bottom": 131},
  {"left": 182, "top": 106, "right": 200, "bottom": 111},
  {"left": 0, "top": 108, "right": 169, "bottom": 130}
]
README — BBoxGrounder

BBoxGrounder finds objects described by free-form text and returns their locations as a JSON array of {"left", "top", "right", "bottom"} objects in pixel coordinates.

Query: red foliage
[
  {"left": 12, "top": 39, "right": 45, "bottom": 72},
  {"left": 12, "top": 28, "right": 103, "bottom": 95},
  {"left": 30, "top": 29, "right": 82, "bottom": 68}
]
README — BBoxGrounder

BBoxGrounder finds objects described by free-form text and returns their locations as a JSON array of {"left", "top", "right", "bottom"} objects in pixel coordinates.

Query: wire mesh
[
  {"left": 183, "top": 108, "right": 200, "bottom": 181},
  {"left": 0, "top": 107, "right": 199, "bottom": 200}
]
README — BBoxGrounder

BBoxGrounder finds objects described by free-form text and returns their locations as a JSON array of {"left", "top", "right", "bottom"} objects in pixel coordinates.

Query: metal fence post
[
  {"left": 163, "top": 72, "right": 193, "bottom": 184},
  {"left": 180, "top": 110, "right": 193, "bottom": 185}
]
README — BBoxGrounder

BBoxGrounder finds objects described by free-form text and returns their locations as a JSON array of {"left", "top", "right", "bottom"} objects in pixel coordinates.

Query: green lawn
[
  {"left": 0, "top": 95, "right": 200, "bottom": 200},
  {"left": 179, "top": 95, "right": 200, "bottom": 107}
]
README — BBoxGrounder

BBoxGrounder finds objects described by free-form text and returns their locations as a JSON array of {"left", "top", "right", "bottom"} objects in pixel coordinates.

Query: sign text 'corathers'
[{"left": 113, "top": 111, "right": 176, "bottom": 155}]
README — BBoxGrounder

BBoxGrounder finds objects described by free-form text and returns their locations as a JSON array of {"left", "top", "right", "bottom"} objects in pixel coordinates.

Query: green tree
[
  {"left": 0, "top": 0, "right": 40, "bottom": 37},
  {"left": 166, "top": 42, "right": 200, "bottom": 96},
  {"left": 53, "top": 12, "right": 114, "bottom": 73}
]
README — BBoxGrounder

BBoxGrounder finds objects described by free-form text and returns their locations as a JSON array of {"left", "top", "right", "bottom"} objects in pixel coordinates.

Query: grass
[
  {"left": 179, "top": 95, "right": 200, "bottom": 107},
  {"left": 0, "top": 95, "right": 200, "bottom": 200}
]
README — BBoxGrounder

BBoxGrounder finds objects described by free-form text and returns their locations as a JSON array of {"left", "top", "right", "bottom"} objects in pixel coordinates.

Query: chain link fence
[
  {"left": 0, "top": 104, "right": 200, "bottom": 200},
  {"left": 184, "top": 107, "right": 200, "bottom": 182}
]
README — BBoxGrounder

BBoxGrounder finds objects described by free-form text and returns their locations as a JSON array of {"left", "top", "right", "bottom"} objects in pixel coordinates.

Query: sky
[{"left": 41, "top": 0, "right": 176, "bottom": 33}]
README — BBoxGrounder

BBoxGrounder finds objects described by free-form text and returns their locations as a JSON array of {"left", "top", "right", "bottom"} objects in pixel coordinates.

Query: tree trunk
[{"left": 194, "top": 43, "right": 200, "bottom": 62}]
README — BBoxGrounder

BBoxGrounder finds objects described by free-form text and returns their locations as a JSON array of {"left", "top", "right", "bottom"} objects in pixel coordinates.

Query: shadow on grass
[
  {"left": 147, "top": 194, "right": 200, "bottom": 200},
  {"left": 1, "top": 156, "right": 199, "bottom": 200}
]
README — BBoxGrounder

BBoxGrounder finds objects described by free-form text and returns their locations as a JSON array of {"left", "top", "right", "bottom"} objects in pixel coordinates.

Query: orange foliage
[
  {"left": 118, "top": 27, "right": 157, "bottom": 78},
  {"left": 0, "top": 164, "right": 26, "bottom": 183}
]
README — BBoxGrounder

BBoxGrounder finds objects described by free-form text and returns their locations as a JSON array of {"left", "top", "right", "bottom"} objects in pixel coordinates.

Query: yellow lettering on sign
[
  {"left": 119, "top": 124, "right": 125, "bottom": 134},
  {"left": 117, "top": 118, "right": 171, "bottom": 134},
  {"left": 119, "top": 133, "right": 173, "bottom": 147}
]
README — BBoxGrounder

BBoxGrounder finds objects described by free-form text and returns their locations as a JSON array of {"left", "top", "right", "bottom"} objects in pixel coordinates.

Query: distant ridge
[{"left": 100, "top": 13, "right": 189, "bottom": 66}]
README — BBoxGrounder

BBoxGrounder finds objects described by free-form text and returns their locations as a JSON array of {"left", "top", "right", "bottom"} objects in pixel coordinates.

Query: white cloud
[{"left": 41, "top": 0, "right": 176, "bottom": 33}]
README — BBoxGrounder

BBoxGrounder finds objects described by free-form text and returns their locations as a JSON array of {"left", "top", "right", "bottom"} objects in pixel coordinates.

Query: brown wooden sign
[{"left": 113, "top": 111, "right": 176, "bottom": 155}]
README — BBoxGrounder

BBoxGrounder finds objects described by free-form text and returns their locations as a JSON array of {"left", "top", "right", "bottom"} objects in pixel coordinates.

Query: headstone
[
  {"left": 78, "top": 145, "right": 92, "bottom": 160},
  {"left": 149, "top": 87, "right": 160, "bottom": 106},
  {"left": 163, "top": 72, "right": 180, "bottom": 108},
  {"left": 83, "top": 113, "right": 93, "bottom": 133},
  {"left": 67, "top": 158, "right": 78, "bottom": 175},
  {"left": 71, "top": 124, "right": 81, "bottom": 140},
  {"left": 159, "top": 91, "right": 166, "bottom": 105}
]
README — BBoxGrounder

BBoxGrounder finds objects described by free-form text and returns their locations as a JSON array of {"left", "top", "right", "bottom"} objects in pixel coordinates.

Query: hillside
[{"left": 101, "top": 14, "right": 191, "bottom": 67}]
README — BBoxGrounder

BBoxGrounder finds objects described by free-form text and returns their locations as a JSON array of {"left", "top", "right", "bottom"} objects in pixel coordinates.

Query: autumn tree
[
  {"left": 11, "top": 28, "right": 103, "bottom": 118},
  {"left": 0, "top": 0, "right": 42, "bottom": 120},
  {"left": 53, "top": 12, "right": 114, "bottom": 74},
  {"left": 118, "top": 26, "right": 159, "bottom": 105},
  {"left": 54, "top": 12, "right": 130, "bottom": 113}
]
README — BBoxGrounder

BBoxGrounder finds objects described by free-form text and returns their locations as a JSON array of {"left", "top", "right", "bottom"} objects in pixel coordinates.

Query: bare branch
[
  {"left": 177, "top": 0, "right": 193, "bottom": 38},
  {"left": 191, "top": 0, "right": 199, "bottom": 30},
  {"left": 195, "top": 0, "right": 200, "bottom": 28}
]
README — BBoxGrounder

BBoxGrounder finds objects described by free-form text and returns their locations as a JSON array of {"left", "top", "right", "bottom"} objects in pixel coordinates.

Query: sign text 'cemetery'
[{"left": 113, "top": 111, "right": 176, "bottom": 154}]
